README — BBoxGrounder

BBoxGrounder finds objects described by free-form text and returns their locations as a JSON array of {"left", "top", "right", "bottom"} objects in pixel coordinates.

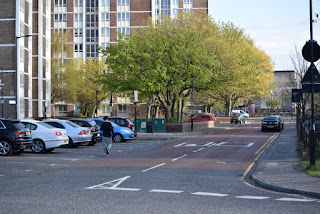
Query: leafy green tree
[{"left": 99, "top": 11, "right": 224, "bottom": 121}]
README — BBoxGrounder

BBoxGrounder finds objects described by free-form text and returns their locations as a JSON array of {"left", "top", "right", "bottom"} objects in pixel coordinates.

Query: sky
[{"left": 208, "top": 0, "right": 320, "bottom": 70}]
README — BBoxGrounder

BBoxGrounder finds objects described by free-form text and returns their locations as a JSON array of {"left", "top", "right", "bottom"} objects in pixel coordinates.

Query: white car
[
  {"left": 232, "top": 110, "right": 249, "bottom": 117},
  {"left": 21, "top": 119, "right": 69, "bottom": 153},
  {"left": 42, "top": 119, "right": 92, "bottom": 147}
]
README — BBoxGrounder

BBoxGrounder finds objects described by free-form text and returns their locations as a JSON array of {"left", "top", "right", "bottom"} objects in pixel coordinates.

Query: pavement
[{"left": 136, "top": 118, "right": 320, "bottom": 199}]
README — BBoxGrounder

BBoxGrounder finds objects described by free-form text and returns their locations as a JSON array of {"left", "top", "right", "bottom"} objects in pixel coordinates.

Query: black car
[
  {"left": 108, "top": 117, "right": 135, "bottom": 131},
  {"left": 0, "top": 119, "right": 32, "bottom": 156},
  {"left": 69, "top": 118, "right": 101, "bottom": 146},
  {"left": 261, "top": 115, "right": 284, "bottom": 132}
]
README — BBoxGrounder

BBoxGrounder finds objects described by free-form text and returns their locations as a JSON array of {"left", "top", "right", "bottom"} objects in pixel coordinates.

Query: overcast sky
[{"left": 208, "top": 0, "right": 320, "bottom": 70}]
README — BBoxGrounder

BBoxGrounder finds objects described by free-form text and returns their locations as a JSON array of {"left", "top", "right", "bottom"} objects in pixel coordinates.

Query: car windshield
[
  {"left": 12, "top": 122, "right": 27, "bottom": 129},
  {"left": 38, "top": 122, "right": 55, "bottom": 129},
  {"left": 231, "top": 113, "right": 240, "bottom": 117}
]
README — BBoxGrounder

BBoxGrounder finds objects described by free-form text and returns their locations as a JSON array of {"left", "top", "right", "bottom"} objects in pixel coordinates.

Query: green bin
[
  {"left": 152, "top": 118, "right": 166, "bottom": 133},
  {"left": 135, "top": 118, "right": 147, "bottom": 133}
]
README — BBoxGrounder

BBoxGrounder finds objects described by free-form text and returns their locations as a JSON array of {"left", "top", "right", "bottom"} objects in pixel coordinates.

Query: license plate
[
  {"left": 86, "top": 131, "right": 90, "bottom": 134},
  {"left": 268, "top": 126, "right": 274, "bottom": 128},
  {"left": 64, "top": 139, "right": 68, "bottom": 144},
  {"left": 26, "top": 132, "right": 30, "bottom": 135}
]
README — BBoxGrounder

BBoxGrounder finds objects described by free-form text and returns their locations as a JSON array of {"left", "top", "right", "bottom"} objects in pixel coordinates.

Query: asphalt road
[{"left": 1, "top": 121, "right": 319, "bottom": 214}]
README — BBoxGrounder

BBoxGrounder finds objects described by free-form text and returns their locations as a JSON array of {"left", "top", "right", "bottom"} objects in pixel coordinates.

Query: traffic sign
[
  {"left": 301, "top": 63, "right": 320, "bottom": 84},
  {"left": 302, "top": 40, "right": 320, "bottom": 62}
]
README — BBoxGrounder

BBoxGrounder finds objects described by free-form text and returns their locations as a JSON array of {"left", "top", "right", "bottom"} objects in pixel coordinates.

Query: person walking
[{"left": 100, "top": 116, "right": 114, "bottom": 155}]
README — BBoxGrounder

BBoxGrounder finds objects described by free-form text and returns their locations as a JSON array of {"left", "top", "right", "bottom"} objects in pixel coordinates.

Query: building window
[
  {"left": 75, "top": 14, "right": 83, "bottom": 22},
  {"left": 59, "top": 105, "right": 67, "bottom": 113},
  {"left": 55, "top": 0, "right": 67, "bottom": 7},
  {"left": 117, "top": 13, "right": 130, "bottom": 22},
  {"left": 74, "top": 0, "right": 83, "bottom": 7},
  {"left": 74, "top": 44, "right": 83, "bottom": 52},
  {"left": 101, "top": 28, "right": 110, "bottom": 37},
  {"left": 101, "top": 0, "right": 110, "bottom": 7},
  {"left": 101, "top": 13, "right": 110, "bottom": 22},
  {"left": 118, "top": 104, "right": 127, "bottom": 114},
  {"left": 102, "top": 104, "right": 111, "bottom": 114},
  {"left": 184, "top": 0, "right": 193, "bottom": 4},
  {"left": 54, "top": 14, "right": 67, "bottom": 22},
  {"left": 117, "top": 28, "right": 130, "bottom": 35},
  {"left": 74, "top": 29, "right": 83, "bottom": 37},
  {"left": 117, "top": 0, "right": 130, "bottom": 7}
]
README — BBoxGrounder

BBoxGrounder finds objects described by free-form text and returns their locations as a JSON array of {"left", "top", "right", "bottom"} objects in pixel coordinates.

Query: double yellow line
[{"left": 243, "top": 132, "right": 280, "bottom": 178}]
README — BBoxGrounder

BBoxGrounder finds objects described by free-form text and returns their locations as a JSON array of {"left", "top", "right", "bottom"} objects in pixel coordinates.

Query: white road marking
[
  {"left": 174, "top": 143, "right": 186, "bottom": 147},
  {"left": 276, "top": 198, "right": 316, "bottom": 202},
  {"left": 193, "top": 148, "right": 204, "bottom": 153},
  {"left": 216, "top": 142, "right": 227, "bottom": 146},
  {"left": 84, "top": 176, "right": 140, "bottom": 191},
  {"left": 217, "top": 161, "right": 227, "bottom": 164},
  {"left": 171, "top": 154, "right": 187, "bottom": 161},
  {"left": 150, "top": 189, "right": 183, "bottom": 194},
  {"left": 142, "top": 163, "right": 166, "bottom": 172},
  {"left": 185, "top": 144, "right": 198, "bottom": 147},
  {"left": 246, "top": 143, "right": 254, "bottom": 147},
  {"left": 0, "top": 175, "right": 4, "bottom": 177},
  {"left": 203, "top": 142, "right": 215, "bottom": 147},
  {"left": 191, "top": 192, "right": 229, "bottom": 197},
  {"left": 236, "top": 195, "right": 270, "bottom": 200}
]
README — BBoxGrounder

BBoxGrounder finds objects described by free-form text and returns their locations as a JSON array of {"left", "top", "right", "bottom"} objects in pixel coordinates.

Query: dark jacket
[{"left": 100, "top": 121, "right": 114, "bottom": 137}]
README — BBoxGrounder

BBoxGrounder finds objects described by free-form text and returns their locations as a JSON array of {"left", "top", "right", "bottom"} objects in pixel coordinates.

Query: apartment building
[
  {"left": 0, "top": 0, "right": 51, "bottom": 119},
  {"left": 51, "top": 0, "right": 208, "bottom": 117}
]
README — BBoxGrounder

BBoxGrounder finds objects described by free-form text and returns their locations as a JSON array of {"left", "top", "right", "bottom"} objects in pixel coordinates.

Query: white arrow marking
[{"left": 84, "top": 176, "right": 140, "bottom": 191}]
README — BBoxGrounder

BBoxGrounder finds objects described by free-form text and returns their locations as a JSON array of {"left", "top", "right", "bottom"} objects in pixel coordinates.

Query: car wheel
[
  {"left": 81, "top": 141, "right": 91, "bottom": 146},
  {"left": 31, "top": 139, "right": 46, "bottom": 153},
  {"left": 68, "top": 137, "right": 75, "bottom": 148},
  {"left": 113, "top": 134, "right": 123, "bottom": 143},
  {"left": 0, "top": 140, "right": 12, "bottom": 156},
  {"left": 239, "top": 120, "right": 242, "bottom": 124}
]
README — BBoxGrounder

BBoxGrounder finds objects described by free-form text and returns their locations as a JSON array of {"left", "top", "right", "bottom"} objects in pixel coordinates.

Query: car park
[
  {"left": 90, "top": 118, "right": 135, "bottom": 143},
  {"left": 21, "top": 119, "right": 69, "bottom": 153},
  {"left": 42, "top": 119, "right": 92, "bottom": 147},
  {"left": 187, "top": 113, "right": 216, "bottom": 121},
  {"left": 261, "top": 115, "right": 284, "bottom": 132},
  {"left": 230, "top": 112, "right": 247, "bottom": 124},
  {"left": 0, "top": 118, "right": 32, "bottom": 156},
  {"left": 69, "top": 118, "right": 101, "bottom": 146}
]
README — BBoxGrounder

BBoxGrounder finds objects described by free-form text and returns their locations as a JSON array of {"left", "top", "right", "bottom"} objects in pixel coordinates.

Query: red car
[{"left": 187, "top": 114, "right": 216, "bottom": 121}]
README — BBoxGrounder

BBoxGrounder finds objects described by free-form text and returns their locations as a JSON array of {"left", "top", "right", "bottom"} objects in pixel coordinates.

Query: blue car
[{"left": 89, "top": 118, "right": 135, "bottom": 143}]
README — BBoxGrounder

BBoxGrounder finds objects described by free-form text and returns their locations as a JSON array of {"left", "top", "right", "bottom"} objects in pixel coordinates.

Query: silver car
[{"left": 42, "top": 119, "right": 92, "bottom": 147}]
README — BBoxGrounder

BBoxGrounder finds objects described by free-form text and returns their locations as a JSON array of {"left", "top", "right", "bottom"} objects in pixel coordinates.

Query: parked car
[
  {"left": 69, "top": 118, "right": 101, "bottom": 146},
  {"left": 187, "top": 113, "right": 216, "bottom": 121},
  {"left": 232, "top": 110, "right": 249, "bottom": 117},
  {"left": 108, "top": 117, "right": 135, "bottom": 131},
  {"left": 21, "top": 119, "right": 69, "bottom": 153},
  {"left": 42, "top": 119, "right": 92, "bottom": 147},
  {"left": 230, "top": 113, "right": 247, "bottom": 124},
  {"left": 0, "top": 118, "right": 32, "bottom": 156},
  {"left": 90, "top": 118, "right": 135, "bottom": 143},
  {"left": 261, "top": 115, "right": 284, "bottom": 132}
]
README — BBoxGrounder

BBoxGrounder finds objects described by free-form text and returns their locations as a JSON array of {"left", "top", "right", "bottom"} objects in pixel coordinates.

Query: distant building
[
  {"left": 0, "top": 0, "right": 51, "bottom": 119},
  {"left": 51, "top": 0, "right": 208, "bottom": 118}
]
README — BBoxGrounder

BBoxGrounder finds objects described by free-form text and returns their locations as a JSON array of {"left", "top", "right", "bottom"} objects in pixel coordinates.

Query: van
[{"left": 232, "top": 110, "right": 249, "bottom": 117}]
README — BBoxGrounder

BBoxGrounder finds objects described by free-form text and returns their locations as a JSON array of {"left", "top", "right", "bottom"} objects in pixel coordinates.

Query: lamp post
[
  {"left": 270, "top": 91, "right": 273, "bottom": 114},
  {"left": 95, "top": 90, "right": 101, "bottom": 117},
  {"left": 16, "top": 34, "right": 32, "bottom": 119},
  {"left": 0, "top": 66, "right": 3, "bottom": 117}
]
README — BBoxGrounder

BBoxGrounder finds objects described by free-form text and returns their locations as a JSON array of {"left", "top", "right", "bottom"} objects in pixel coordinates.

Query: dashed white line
[
  {"left": 191, "top": 192, "right": 229, "bottom": 197},
  {"left": 236, "top": 195, "right": 270, "bottom": 200},
  {"left": 276, "top": 198, "right": 316, "bottom": 202},
  {"left": 150, "top": 189, "right": 183, "bottom": 194},
  {"left": 0, "top": 175, "right": 4, "bottom": 177},
  {"left": 171, "top": 154, "right": 187, "bottom": 161},
  {"left": 142, "top": 163, "right": 166, "bottom": 172},
  {"left": 193, "top": 148, "right": 204, "bottom": 153},
  {"left": 246, "top": 143, "right": 254, "bottom": 147},
  {"left": 174, "top": 143, "right": 186, "bottom": 147}
]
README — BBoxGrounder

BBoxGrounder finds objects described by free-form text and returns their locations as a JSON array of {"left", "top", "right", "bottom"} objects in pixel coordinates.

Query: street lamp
[
  {"left": 95, "top": 90, "right": 101, "bottom": 117},
  {"left": 270, "top": 91, "right": 273, "bottom": 114}
]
